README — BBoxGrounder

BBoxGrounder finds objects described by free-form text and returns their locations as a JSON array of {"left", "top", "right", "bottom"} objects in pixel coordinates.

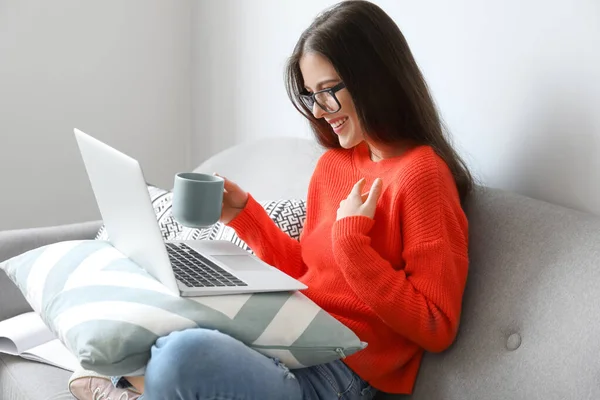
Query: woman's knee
[{"left": 144, "top": 329, "right": 235, "bottom": 390}]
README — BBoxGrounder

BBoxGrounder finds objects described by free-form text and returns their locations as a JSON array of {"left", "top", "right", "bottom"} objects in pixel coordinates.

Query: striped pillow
[{"left": 0, "top": 240, "right": 366, "bottom": 377}]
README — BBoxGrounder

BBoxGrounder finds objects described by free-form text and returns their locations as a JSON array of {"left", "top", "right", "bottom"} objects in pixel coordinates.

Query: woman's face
[{"left": 299, "top": 52, "right": 365, "bottom": 149}]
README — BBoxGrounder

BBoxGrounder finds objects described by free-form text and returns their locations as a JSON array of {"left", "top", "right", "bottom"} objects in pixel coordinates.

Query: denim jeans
[{"left": 115, "top": 328, "right": 377, "bottom": 400}]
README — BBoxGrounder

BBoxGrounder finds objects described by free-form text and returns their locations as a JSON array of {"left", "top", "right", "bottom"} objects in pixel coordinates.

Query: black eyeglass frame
[{"left": 298, "top": 82, "right": 346, "bottom": 114}]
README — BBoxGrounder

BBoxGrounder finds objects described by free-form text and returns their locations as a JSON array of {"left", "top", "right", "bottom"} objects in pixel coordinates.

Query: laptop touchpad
[{"left": 212, "top": 255, "right": 269, "bottom": 272}]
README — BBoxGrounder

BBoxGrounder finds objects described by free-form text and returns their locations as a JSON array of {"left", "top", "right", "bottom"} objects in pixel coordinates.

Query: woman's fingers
[{"left": 214, "top": 173, "right": 242, "bottom": 194}]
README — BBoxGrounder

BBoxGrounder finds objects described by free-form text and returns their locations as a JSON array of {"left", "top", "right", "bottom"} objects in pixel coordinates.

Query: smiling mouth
[{"left": 330, "top": 117, "right": 348, "bottom": 131}]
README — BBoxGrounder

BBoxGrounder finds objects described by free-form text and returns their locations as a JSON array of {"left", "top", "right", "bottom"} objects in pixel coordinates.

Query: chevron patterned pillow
[{"left": 0, "top": 240, "right": 366, "bottom": 377}]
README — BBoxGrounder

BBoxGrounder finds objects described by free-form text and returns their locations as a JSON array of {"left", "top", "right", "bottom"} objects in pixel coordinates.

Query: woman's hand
[
  {"left": 337, "top": 178, "right": 383, "bottom": 220},
  {"left": 214, "top": 173, "right": 249, "bottom": 224}
]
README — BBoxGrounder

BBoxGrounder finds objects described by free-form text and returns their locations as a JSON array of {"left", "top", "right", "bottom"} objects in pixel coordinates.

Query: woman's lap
[{"left": 117, "top": 328, "right": 376, "bottom": 400}]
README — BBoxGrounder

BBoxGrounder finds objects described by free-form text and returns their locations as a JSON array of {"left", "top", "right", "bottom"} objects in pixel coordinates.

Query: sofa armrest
[{"left": 0, "top": 220, "right": 102, "bottom": 321}]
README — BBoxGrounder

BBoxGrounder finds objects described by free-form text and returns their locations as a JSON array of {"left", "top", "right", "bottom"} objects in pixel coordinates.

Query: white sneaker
[{"left": 69, "top": 368, "right": 142, "bottom": 400}]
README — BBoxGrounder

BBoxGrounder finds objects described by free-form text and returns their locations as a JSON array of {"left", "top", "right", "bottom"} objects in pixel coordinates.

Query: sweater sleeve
[
  {"left": 227, "top": 194, "right": 307, "bottom": 279},
  {"left": 331, "top": 164, "right": 469, "bottom": 353}
]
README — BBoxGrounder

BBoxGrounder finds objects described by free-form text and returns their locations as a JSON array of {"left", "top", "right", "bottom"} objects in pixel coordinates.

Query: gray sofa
[{"left": 2, "top": 137, "right": 599, "bottom": 400}]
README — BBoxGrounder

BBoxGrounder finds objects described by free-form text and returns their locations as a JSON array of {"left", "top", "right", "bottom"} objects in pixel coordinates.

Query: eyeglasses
[{"left": 299, "top": 82, "right": 346, "bottom": 114}]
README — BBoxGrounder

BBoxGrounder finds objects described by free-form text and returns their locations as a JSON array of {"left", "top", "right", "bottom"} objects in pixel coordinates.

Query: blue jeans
[{"left": 119, "top": 328, "right": 377, "bottom": 400}]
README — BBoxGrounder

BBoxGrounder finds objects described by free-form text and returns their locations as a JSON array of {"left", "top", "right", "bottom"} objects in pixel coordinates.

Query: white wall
[
  {"left": 191, "top": 0, "right": 331, "bottom": 167},
  {"left": 2, "top": 0, "right": 598, "bottom": 230},
  {"left": 0, "top": 0, "right": 192, "bottom": 230},
  {"left": 192, "top": 0, "right": 600, "bottom": 215}
]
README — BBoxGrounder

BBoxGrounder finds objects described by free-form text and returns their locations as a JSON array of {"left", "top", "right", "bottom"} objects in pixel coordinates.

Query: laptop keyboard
[{"left": 166, "top": 243, "right": 248, "bottom": 288}]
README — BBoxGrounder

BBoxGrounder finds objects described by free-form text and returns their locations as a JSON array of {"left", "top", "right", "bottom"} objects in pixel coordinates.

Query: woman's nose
[{"left": 312, "top": 102, "right": 325, "bottom": 119}]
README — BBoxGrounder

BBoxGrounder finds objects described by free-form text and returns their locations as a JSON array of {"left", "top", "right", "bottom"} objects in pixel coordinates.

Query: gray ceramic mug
[{"left": 172, "top": 172, "right": 224, "bottom": 228}]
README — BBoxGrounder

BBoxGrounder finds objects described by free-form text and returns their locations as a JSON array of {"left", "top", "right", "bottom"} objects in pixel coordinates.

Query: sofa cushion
[
  {"left": 0, "top": 240, "right": 365, "bottom": 377},
  {"left": 0, "top": 353, "right": 73, "bottom": 400},
  {"left": 410, "top": 187, "right": 600, "bottom": 399}
]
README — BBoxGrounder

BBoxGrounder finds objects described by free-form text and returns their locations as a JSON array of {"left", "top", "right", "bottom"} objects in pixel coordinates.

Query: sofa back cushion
[{"left": 410, "top": 187, "right": 600, "bottom": 399}]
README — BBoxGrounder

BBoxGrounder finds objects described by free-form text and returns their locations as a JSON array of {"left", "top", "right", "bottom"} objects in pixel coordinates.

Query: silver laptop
[{"left": 73, "top": 128, "right": 307, "bottom": 297}]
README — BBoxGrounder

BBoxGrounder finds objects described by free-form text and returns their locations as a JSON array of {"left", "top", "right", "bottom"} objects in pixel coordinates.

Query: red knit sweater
[{"left": 228, "top": 141, "right": 469, "bottom": 394}]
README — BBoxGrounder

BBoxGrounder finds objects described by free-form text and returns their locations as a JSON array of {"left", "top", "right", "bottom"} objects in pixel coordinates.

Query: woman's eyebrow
[{"left": 305, "top": 78, "right": 340, "bottom": 92}]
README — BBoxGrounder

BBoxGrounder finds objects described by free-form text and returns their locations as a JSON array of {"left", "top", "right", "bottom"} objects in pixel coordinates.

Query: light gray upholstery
[
  {"left": 411, "top": 187, "right": 600, "bottom": 400},
  {"left": 1, "top": 136, "right": 598, "bottom": 399},
  {"left": 0, "top": 354, "right": 73, "bottom": 400}
]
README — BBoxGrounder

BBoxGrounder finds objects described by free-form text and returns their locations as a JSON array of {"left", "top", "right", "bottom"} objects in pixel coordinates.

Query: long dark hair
[{"left": 285, "top": 0, "right": 474, "bottom": 203}]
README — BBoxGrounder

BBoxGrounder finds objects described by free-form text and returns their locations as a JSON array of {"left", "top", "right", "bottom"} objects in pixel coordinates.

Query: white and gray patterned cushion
[
  {"left": 177, "top": 199, "right": 306, "bottom": 253},
  {"left": 96, "top": 185, "right": 183, "bottom": 241},
  {"left": 0, "top": 240, "right": 365, "bottom": 377}
]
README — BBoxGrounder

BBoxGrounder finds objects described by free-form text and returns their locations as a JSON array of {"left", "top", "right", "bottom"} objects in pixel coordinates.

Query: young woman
[{"left": 121, "top": 1, "right": 472, "bottom": 398}]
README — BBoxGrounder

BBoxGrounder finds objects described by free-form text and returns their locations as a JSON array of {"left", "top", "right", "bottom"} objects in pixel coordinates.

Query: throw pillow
[
  {"left": 96, "top": 184, "right": 182, "bottom": 241},
  {"left": 177, "top": 199, "right": 307, "bottom": 253},
  {"left": 0, "top": 240, "right": 366, "bottom": 377}
]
